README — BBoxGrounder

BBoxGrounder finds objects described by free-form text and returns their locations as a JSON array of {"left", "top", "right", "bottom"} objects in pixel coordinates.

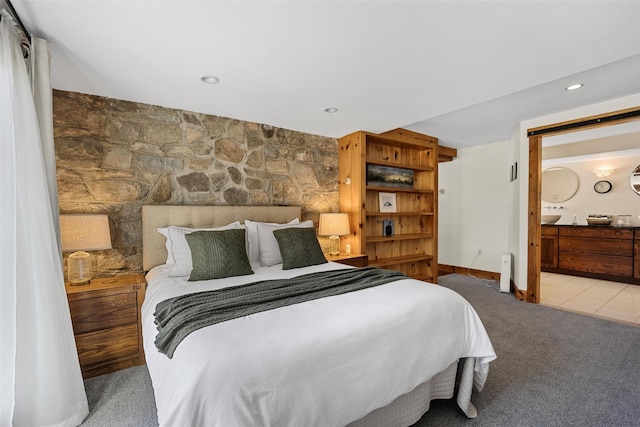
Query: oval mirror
[
  {"left": 631, "top": 164, "right": 640, "bottom": 195},
  {"left": 541, "top": 167, "right": 579, "bottom": 203}
]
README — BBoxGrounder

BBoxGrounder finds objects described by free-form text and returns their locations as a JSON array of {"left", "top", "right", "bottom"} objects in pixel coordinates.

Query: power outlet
[{"left": 345, "top": 244, "right": 351, "bottom": 254}]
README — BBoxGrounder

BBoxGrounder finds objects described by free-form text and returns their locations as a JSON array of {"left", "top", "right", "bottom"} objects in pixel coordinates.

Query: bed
[{"left": 141, "top": 205, "right": 496, "bottom": 427}]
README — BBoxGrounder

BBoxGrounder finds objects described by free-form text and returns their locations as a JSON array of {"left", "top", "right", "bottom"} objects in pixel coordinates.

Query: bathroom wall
[{"left": 542, "top": 154, "right": 640, "bottom": 226}]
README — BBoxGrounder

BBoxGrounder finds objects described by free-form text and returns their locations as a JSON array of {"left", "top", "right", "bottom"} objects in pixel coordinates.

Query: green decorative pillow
[
  {"left": 273, "top": 227, "right": 328, "bottom": 270},
  {"left": 185, "top": 229, "right": 254, "bottom": 281}
]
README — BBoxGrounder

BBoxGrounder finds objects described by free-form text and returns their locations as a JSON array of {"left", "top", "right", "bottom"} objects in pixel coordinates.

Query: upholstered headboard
[{"left": 142, "top": 205, "right": 302, "bottom": 271}]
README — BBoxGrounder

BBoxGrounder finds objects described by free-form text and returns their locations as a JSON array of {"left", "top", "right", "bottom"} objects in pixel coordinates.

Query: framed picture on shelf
[
  {"left": 383, "top": 220, "right": 394, "bottom": 237},
  {"left": 367, "top": 164, "right": 414, "bottom": 189},
  {"left": 379, "top": 192, "right": 397, "bottom": 213}
]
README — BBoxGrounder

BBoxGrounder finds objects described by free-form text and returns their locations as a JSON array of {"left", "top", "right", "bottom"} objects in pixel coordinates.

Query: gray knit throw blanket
[{"left": 154, "top": 267, "right": 408, "bottom": 358}]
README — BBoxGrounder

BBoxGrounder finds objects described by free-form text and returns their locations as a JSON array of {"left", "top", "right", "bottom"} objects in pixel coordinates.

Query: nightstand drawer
[
  {"left": 337, "top": 256, "right": 367, "bottom": 267},
  {"left": 66, "top": 274, "right": 146, "bottom": 378},
  {"left": 75, "top": 324, "right": 139, "bottom": 369},
  {"left": 69, "top": 292, "right": 138, "bottom": 334},
  {"left": 326, "top": 254, "right": 368, "bottom": 267}
]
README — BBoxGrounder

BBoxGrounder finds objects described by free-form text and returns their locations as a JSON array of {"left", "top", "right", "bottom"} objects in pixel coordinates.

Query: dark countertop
[{"left": 542, "top": 224, "right": 639, "bottom": 229}]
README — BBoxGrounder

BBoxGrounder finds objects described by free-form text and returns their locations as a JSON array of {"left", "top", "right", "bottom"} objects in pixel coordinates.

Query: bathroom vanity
[{"left": 541, "top": 225, "right": 640, "bottom": 284}]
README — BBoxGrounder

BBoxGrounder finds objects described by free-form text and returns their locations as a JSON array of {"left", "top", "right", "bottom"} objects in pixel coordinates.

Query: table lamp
[
  {"left": 60, "top": 214, "right": 112, "bottom": 285},
  {"left": 318, "top": 213, "right": 350, "bottom": 256}
]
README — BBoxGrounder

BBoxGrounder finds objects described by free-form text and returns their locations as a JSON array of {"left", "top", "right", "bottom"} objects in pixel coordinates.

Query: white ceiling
[{"left": 11, "top": 0, "right": 640, "bottom": 148}]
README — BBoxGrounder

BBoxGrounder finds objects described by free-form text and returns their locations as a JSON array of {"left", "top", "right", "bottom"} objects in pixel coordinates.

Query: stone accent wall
[{"left": 54, "top": 90, "right": 339, "bottom": 276}]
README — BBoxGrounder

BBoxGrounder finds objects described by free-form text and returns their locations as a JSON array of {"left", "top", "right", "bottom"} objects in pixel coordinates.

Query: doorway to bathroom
[{"left": 526, "top": 107, "right": 640, "bottom": 304}]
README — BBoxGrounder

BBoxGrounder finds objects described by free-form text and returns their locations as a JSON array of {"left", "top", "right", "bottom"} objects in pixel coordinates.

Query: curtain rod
[
  {"left": 1, "top": 0, "right": 31, "bottom": 58},
  {"left": 1, "top": 0, "right": 31, "bottom": 42}
]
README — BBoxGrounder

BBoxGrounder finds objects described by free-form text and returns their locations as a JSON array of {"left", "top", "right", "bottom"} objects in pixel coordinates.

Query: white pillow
[
  {"left": 157, "top": 221, "right": 241, "bottom": 277},
  {"left": 256, "top": 220, "right": 314, "bottom": 267},
  {"left": 245, "top": 218, "right": 299, "bottom": 263},
  {"left": 156, "top": 227, "right": 176, "bottom": 266}
]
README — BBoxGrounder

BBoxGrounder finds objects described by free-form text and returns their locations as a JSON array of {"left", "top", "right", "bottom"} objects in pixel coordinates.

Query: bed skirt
[{"left": 348, "top": 358, "right": 480, "bottom": 427}]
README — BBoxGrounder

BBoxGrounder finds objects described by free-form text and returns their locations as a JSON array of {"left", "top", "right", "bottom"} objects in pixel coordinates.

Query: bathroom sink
[{"left": 541, "top": 215, "right": 561, "bottom": 224}]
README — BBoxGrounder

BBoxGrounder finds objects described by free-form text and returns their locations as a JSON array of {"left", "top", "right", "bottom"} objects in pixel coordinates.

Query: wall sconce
[
  {"left": 593, "top": 169, "right": 614, "bottom": 178},
  {"left": 60, "top": 214, "right": 112, "bottom": 285},
  {"left": 318, "top": 213, "right": 350, "bottom": 256}
]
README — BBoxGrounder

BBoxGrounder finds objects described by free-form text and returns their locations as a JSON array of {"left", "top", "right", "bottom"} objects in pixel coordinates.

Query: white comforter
[{"left": 142, "top": 262, "right": 496, "bottom": 427}]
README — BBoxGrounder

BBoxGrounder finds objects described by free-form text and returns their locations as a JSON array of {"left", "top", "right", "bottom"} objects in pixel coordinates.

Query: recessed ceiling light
[
  {"left": 201, "top": 75, "right": 220, "bottom": 84},
  {"left": 565, "top": 83, "right": 583, "bottom": 91},
  {"left": 324, "top": 107, "right": 338, "bottom": 113}
]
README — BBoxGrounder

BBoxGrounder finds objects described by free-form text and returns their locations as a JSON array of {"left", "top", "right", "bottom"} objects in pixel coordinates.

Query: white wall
[
  {"left": 439, "top": 93, "right": 640, "bottom": 293},
  {"left": 542, "top": 155, "right": 640, "bottom": 226},
  {"left": 438, "top": 140, "right": 510, "bottom": 272}
]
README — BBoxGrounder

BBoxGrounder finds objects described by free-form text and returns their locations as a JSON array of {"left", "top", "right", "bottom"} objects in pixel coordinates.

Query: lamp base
[
  {"left": 328, "top": 235, "right": 340, "bottom": 257},
  {"left": 68, "top": 251, "right": 92, "bottom": 286}
]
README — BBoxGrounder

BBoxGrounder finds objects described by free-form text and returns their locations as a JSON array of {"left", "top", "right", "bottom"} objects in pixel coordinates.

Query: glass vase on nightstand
[{"left": 67, "top": 251, "right": 91, "bottom": 285}]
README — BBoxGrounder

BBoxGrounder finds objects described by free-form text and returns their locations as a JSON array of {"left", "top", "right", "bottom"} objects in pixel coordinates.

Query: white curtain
[
  {"left": 0, "top": 15, "right": 88, "bottom": 427},
  {"left": 32, "top": 36, "right": 62, "bottom": 247}
]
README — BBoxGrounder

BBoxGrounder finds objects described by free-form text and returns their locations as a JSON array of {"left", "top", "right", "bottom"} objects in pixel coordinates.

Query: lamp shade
[
  {"left": 60, "top": 214, "right": 112, "bottom": 251},
  {"left": 318, "top": 213, "right": 350, "bottom": 237}
]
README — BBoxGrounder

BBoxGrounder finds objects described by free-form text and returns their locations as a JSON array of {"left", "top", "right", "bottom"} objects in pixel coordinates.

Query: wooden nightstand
[
  {"left": 326, "top": 253, "right": 368, "bottom": 267},
  {"left": 65, "top": 274, "right": 146, "bottom": 379}
]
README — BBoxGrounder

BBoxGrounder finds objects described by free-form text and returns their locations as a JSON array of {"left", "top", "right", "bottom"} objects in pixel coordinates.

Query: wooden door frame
[{"left": 526, "top": 107, "right": 640, "bottom": 303}]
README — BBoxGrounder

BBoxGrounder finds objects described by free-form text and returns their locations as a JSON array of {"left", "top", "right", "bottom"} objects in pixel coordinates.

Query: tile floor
[{"left": 540, "top": 272, "right": 640, "bottom": 325}]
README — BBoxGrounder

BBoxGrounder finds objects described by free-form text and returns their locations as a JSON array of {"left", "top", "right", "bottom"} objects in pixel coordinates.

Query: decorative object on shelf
[
  {"left": 586, "top": 214, "right": 613, "bottom": 226},
  {"left": 378, "top": 192, "right": 397, "bottom": 213},
  {"left": 593, "top": 180, "right": 612, "bottom": 194},
  {"left": 318, "top": 213, "right": 350, "bottom": 256},
  {"left": 367, "top": 164, "right": 413, "bottom": 189},
  {"left": 593, "top": 168, "right": 614, "bottom": 178},
  {"left": 383, "top": 220, "right": 394, "bottom": 237},
  {"left": 60, "top": 214, "right": 112, "bottom": 285}
]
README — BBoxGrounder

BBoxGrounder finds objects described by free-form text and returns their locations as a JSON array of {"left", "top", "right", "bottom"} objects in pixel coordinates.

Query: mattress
[{"left": 142, "top": 261, "right": 496, "bottom": 427}]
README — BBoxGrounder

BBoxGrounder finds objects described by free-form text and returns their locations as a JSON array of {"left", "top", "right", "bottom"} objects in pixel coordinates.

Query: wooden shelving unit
[
  {"left": 366, "top": 233, "right": 434, "bottom": 243},
  {"left": 338, "top": 128, "right": 438, "bottom": 282},
  {"left": 366, "top": 212, "right": 434, "bottom": 217},
  {"left": 366, "top": 185, "right": 434, "bottom": 194}
]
